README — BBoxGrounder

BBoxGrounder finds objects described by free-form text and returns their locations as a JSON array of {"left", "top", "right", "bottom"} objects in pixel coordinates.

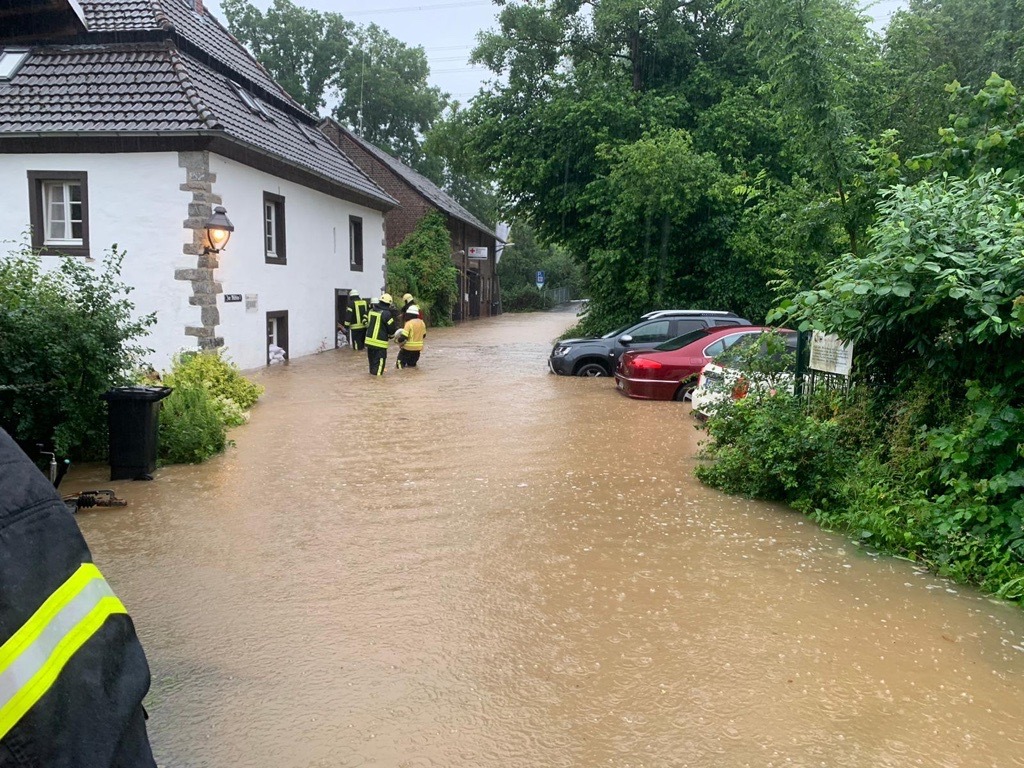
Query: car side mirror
[{"left": 618, "top": 334, "right": 633, "bottom": 345}]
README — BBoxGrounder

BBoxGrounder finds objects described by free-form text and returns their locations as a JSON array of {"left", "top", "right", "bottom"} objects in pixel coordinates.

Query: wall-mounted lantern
[{"left": 204, "top": 206, "right": 234, "bottom": 253}]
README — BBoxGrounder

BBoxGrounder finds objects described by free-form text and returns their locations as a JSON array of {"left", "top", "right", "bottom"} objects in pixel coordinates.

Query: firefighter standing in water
[
  {"left": 364, "top": 294, "right": 397, "bottom": 376},
  {"left": 0, "top": 428, "right": 157, "bottom": 766},
  {"left": 395, "top": 304, "right": 427, "bottom": 369},
  {"left": 343, "top": 291, "right": 369, "bottom": 350}
]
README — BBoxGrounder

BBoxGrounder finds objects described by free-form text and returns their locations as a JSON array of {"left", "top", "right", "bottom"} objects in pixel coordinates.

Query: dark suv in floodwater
[{"left": 548, "top": 310, "right": 751, "bottom": 377}]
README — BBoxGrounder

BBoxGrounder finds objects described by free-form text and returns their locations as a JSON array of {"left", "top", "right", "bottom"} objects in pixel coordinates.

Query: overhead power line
[{"left": 344, "top": 0, "right": 492, "bottom": 16}]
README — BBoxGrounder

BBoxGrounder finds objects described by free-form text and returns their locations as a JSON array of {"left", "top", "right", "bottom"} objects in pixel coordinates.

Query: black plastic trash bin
[{"left": 100, "top": 386, "right": 173, "bottom": 481}]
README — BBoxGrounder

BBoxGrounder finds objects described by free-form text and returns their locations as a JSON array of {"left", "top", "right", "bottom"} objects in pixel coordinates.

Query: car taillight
[{"left": 632, "top": 358, "right": 664, "bottom": 375}]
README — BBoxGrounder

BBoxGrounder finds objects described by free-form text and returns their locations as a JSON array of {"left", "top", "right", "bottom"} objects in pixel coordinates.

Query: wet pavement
[{"left": 70, "top": 308, "right": 1024, "bottom": 767}]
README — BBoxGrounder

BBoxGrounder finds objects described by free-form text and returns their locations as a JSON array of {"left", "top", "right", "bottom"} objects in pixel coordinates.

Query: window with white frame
[
  {"left": 263, "top": 192, "right": 286, "bottom": 265},
  {"left": 27, "top": 171, "right": 90, "bottom": 257}
]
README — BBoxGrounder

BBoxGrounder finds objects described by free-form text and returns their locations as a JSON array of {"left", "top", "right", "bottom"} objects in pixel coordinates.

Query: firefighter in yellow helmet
[
  {"left": 401, "top": 293, "right": 415, "bottom": 314},
  {"left": 364, "top": 294, "right": 397, "bottom": 376},
  {"left": 343, "top": 291, "right": 369, "bottom": 350},
  {"left": 395, "top": 304, "right": 427, "bottom": 368}
]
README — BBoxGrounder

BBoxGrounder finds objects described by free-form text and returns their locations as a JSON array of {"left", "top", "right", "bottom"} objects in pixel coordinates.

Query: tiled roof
[
  {"left": 177, "top": 54, "right": 393, "bottom": 204},
  {"left": 0, "top": 42, "right": 395, "bottom": 207},
  {"left": 0, "top": 45, "right": 205, "bottom": 132},
  {"left": 338, "top": 125, "right": 498, "bottom": 237},
  {"left": 0, "top": 1, "right": 393, "bottom": 205},
  {"left": 75, "top": 0, "right": 306, "bottom": 114},
  {"left": 77, "top": 0, "right": 163, "bottom": 32},
  {"left": 153, "top": 0, "right": 297, "bottom": 109}
]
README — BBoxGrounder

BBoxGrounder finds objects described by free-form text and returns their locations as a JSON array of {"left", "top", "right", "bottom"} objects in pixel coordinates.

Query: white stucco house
[{"left": 0, "top": 0, "right": 397, "bottom": 370}]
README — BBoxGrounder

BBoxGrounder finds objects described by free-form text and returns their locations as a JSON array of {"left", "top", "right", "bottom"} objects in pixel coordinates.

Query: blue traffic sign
[{"left": 535, "top": 270, "right": 545, "bottom": 289}]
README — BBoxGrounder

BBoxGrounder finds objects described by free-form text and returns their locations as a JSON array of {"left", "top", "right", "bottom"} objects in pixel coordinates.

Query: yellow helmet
[
  {"left": 402, "top": 293, "right": 414, "bottom": 303},
  {"left": 380, "top": 292, "right": 393, "bottom": 305}
]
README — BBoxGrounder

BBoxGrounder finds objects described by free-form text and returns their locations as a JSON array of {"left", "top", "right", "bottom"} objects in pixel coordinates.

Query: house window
[
  {"left": 349, "top": 216, "right": 363, "bottom": 272},
  {"left": 263, "top": 192, "right": 286, "bottom": 265},
  {"left": 27, "top": 171, "right": 90, "bottom": 257}
]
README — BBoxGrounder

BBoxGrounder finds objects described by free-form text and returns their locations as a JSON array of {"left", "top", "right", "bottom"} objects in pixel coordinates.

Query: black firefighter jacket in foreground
[{"left": 0, "top": 429, "right": 156, "bottom": 767}]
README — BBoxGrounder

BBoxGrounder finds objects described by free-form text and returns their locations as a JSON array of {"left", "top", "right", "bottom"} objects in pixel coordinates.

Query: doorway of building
[
  {"left": 335, "top": 289, "right": 350, "bottom": 349},
  {"left": 468, "top": 271, "right": 481, "bottom": 318},
  {"left": 266, "top": 310, "right": 289, "bottom": 365}
]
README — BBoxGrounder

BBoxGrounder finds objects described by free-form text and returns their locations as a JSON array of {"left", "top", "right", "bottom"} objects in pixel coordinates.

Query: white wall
[
  {"left": 0, "top": 153, "right": 194, "bottom": 371},
  {"left": 0, "top": 152, "right": 388, "bottom": 372},
  {"left": 210, "top": 155, "right": 387, "bottom": 370}
]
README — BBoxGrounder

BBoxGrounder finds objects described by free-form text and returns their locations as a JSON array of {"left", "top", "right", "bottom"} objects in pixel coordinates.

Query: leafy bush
[
  {"left": 158, "top": 383, "right": 227, "bottom": 464},
  {"left": 157, "top": 350, "right": 263, "bottom": 463},
  {"left": 163, "top": 350, "right": 263, "bottom": 411},
  {"left": 501, "top": 284, "right": 554, "bottom": 312},
  {"left": 697, "top": 394, "right": 852, "bottom": 511},
  {"left": 386, "top": 212, "right": 459, "bottom": 326},
  {"left": 0, "top": 242, "right": 154, "bottom": 458}
]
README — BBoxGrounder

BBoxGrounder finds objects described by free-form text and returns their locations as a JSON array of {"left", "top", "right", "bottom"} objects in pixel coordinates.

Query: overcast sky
[{"left": 205, "top": 0, "right": 908, "bottom": 105}]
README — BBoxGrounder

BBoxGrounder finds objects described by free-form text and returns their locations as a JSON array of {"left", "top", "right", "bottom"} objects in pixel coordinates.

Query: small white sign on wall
[
  {"left": 245, "top": 293, "right": 258, "bottom": 312},
  {"left": 467, "top": 246, "right": 489, "bottom": 260},
  {"left": 809, "top": 331, "right": 854, "bottom": 376}
]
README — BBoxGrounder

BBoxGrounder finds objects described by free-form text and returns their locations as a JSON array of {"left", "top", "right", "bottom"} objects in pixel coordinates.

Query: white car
[{"left": 690, "top": 331, "right": 798, "bottom": 420}]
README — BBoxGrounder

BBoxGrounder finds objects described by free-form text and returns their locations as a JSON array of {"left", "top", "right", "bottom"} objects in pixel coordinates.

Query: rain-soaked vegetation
[{"left": 225, "top": 0, "right": 1024, "bottom": 602}]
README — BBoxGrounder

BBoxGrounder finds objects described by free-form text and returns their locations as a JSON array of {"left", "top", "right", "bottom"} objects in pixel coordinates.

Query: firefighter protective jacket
[
  {"left": 400, "top": 318, "right": 427, "bottom": 351},
  {"left": 0, "top": 429, "right": 156, "bottom": 767},
  {"left": 345, "top": 297, "right": 369, "bottom": 330},
  {"left": 365, "top": 307, "right": 396, "bottom": 349}
]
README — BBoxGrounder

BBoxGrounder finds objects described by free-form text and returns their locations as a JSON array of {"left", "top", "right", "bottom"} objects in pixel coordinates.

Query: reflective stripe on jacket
[
  {"left": 401, "top": 318, "right": 427, "bottom": 351},
  {"left": 0, "top": 429, "right": 156, "bottom": 766},
  {"left": 345, "top": 299, "right": 368, "bottom": 329},
  {"left": 365, "top": 308, "right": 395, "bottom": 349}
]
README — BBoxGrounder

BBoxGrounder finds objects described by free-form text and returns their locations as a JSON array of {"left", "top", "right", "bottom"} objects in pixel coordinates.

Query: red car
[{"left": 614, "top": 326, "right": 783, "bottom": 401}]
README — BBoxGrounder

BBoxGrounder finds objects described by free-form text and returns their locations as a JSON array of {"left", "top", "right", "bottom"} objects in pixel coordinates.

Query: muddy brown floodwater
[{"left": 70, "top": 308, "right": 1023, "bottom": 768}]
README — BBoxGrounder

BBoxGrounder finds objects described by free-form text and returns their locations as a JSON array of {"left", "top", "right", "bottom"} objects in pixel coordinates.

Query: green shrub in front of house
[
  {"left": 0, "top": 242, "right": 154, "bottom": 459},
  {"left": 157, "top": 350, "right": 263, "bottom": 464}
]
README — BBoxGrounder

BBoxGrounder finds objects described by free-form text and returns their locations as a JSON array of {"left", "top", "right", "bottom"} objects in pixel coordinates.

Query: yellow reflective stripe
[{"left": 0, "top": 564, "right": 127, "bottom": 740}]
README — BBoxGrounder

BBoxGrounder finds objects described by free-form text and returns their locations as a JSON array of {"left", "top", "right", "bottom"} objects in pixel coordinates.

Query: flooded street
[{"left": 71, "top": 309, "right": 1024, "bottom": 768}]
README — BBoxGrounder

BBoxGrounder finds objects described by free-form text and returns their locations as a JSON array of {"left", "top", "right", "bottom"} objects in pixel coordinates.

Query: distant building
[
  {"left": 319, "top": 119, "right": 503, "bottom": 321},
  {"left": 0, "top": 0, "right": 397, "bottom": 369}
]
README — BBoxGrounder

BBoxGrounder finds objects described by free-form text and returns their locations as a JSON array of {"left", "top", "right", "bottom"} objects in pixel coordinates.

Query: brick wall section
[{"left": 319, "top": 121, "right": 499, "bottom": 319}]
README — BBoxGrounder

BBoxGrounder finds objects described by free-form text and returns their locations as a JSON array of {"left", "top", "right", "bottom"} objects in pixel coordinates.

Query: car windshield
[
  {"left": 652, "top": 328, "right": 711, "bottom": 351},
  {"left": 601, "top": 323, "right": 634, "bottom": 340}
]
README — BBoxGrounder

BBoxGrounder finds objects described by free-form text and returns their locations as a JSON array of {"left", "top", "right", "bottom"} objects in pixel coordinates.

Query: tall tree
[
  {"left": 220, "top": 0, "right": 350, "bottom": 113},
  {"left": 221, "top": 0, "right": 447, "bottom": 167},
  {"left": 721, "top": 0, "right": 884, "bottom": 255},
  {"left": 335, "top": 24, "right": 447, "bottom": 167},
  {"left": 882, "top": 0, "right": 1024, "bottom": 159}
]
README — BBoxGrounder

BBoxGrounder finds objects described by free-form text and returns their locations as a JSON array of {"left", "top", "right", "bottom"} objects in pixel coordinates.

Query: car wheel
[
  {"left": 674, "top": 384, "right": 695, "bottom": 402},
  {"left": 576, "top": 362, "right": 609, "bottom": 377}
]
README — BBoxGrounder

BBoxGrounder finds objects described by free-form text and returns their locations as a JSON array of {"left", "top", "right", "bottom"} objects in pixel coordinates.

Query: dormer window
[{"left": 0, "top": 48, "right": 30, "bottom": 80}]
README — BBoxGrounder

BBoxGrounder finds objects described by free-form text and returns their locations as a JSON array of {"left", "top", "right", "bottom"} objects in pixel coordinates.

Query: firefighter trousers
[
  {"left": 367, "top": 346, "right": 387, "bottom": 376},
  {"left": 349, "top": 328, "right": 366, "bottom": 350}
]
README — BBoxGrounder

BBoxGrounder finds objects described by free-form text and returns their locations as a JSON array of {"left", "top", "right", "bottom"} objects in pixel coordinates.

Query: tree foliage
[
  {"left": 221, "top": 0, "right": 446, "bottom": 167},
  {"left": 385, "top": 212, "right": 459, "bottom": 326},
  {"left": 776, "top": 171, "right": 1024, "bottom": 384},
  {"left": 497, "top": 221, "right": 583, "bottom": 311}
]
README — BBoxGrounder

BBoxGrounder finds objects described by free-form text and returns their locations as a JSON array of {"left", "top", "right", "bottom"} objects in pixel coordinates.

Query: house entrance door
[
  {"left": 468, "top": 271, "right": 481, "bottom": 318},
  {"left": 266, "top": 310, "right": 289, "bottom": 365},
  {"left": 335, "top": 289, "right": 350, "bottom": 348}
]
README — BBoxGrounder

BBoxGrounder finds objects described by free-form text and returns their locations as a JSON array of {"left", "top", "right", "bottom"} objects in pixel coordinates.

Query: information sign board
[{"left": 809, "top": 331, "right": 854, "bottom": 376}]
